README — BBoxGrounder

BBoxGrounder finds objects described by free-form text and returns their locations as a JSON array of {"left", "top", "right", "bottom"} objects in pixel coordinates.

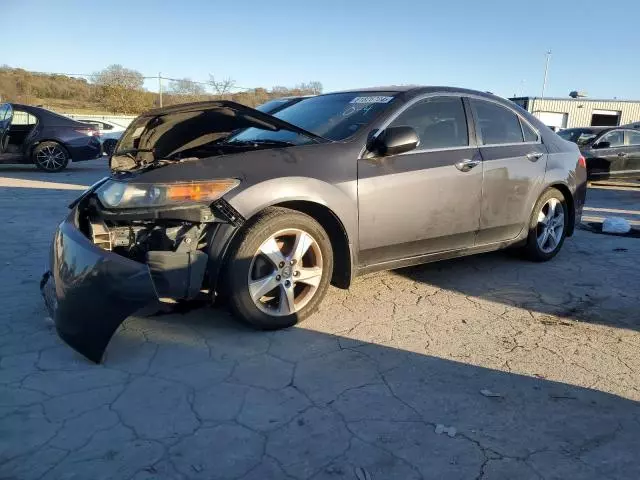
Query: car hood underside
[{"left": 110, "top": 100, "right": 319, "bottom": 172}]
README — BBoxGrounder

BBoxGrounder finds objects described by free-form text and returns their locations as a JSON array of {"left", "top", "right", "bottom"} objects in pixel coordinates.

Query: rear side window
[
  {"left": 471, "top": 99, "right": 524, "bottom": 145},
  {"left": 0, "top": 105, "right": 8, "bottom": 120},
  {"left": 521, "top": 120, "right": 539, "bottom": 142},
  {"left": 390, "top": 96, "right": 468, "bottom": 150},
  {"left": 626, "top": 130, "right": 640, "bottom": 146},
  {"left": 11, "top": 111, "right": 37, "bottom": 126}
]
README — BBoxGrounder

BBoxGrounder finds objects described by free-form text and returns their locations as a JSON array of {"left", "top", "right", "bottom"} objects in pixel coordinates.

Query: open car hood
[{"left": 110, "top": 100, "right": 323, "bottom": 171}]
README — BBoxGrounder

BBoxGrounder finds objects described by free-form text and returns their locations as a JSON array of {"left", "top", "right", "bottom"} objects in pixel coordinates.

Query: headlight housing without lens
[{"left": 96, "top": 179, "right": 240, "bottom": 209}]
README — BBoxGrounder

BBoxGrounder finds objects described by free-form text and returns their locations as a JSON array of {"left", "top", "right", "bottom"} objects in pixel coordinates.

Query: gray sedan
[{"left": 42, "top": 86, "right": 587, "bottom": 362}]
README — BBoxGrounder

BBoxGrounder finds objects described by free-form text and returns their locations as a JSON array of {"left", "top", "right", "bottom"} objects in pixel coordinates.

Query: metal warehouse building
[{"left": 510, "top": 97, "right": 640, "bottom": 129}]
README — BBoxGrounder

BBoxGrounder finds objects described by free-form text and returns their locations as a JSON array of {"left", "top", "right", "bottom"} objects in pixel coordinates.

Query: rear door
[
  {"left": 469, "top": 98, "right": 548, "bottom": 244},
  {"left": 0, "top": 104, "right": 12, "bottom": 154},
  {"left": 623, "top": 129, "right": 640, "bottom": 178}
]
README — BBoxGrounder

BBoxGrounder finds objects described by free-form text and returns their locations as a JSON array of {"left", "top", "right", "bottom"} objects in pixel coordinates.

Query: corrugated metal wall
[{"left": 528, "top": 98, "right": 640, "bottom": 128}]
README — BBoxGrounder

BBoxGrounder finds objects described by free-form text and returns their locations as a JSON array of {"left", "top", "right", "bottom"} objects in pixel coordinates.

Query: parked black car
[
  {"left": 558, "top": 126, "right": 640, "bottom": 179},
  {"left": 0, "top": 103, "right": 102, "bottom": 172},
  {"left": 41, "top": 86, "right": 586, "bottom": 363}
]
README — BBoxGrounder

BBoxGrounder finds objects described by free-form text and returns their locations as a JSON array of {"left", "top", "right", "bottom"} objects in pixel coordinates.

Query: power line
[{"left": 9, "top": 69, "right": 254, "bottom": 92}]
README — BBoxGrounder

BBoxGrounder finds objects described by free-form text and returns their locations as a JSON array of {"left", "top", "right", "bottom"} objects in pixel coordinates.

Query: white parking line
[{"left": 0, "top": 177, "right": 88, "bottom": 190}]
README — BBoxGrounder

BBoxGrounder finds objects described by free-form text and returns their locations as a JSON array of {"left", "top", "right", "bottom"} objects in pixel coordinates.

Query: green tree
[{"left": 91, "top": 64, "right": 146, "bottom": 113}]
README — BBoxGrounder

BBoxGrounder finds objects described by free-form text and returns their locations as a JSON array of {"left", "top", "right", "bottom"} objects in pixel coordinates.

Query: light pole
[
  {"left": 158, "top": 72, "right": 163, "bottom": 107},
  {"left": 541, "top": 50, "right": 551, "bottom": 98}
]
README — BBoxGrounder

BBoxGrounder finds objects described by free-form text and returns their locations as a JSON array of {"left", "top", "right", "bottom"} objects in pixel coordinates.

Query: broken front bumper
[{"left": 41, "top": 208, "right": 157, "bottom": 363}]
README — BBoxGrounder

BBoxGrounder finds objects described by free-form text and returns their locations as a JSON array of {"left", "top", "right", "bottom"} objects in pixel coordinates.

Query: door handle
[
  {"left": 454, "top": 159, "right": 480, "bottom": 172},
  {"left": 526, "top": 152, "right": 544, "bottom": 161},
  {"left": 617, "top": 152, "right": 627, "bottom": 157}
]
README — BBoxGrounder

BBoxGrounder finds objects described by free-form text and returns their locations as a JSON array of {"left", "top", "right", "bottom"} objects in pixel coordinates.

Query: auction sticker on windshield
[{"left": 349, "top": 96, "right": 394, "bottom": 104}]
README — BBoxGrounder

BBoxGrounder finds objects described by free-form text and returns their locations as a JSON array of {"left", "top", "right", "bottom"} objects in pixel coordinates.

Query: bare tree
[
  {"left": 169, "top": 78, "right": 206, "bottom": 96},
  {"left": 91, "top": 64, "right": 147, "bottom": 113},
  {"left": 208, "top": 75, "right": 236, "bottom": 97}
]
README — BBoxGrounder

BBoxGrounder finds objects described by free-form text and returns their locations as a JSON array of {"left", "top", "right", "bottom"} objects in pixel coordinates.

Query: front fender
[{"left": 227, "top": 176, "right": 358, "bottom": 247}]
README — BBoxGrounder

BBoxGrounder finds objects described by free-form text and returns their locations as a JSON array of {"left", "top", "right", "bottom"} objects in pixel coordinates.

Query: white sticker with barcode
[{"left": 349, "top": 96, "right": 393, "bottom": 104}]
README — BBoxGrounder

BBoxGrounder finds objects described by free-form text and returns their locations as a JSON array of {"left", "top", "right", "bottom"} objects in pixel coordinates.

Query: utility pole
[
  {"left": 541, "top": 50, "right": 551, "bottom": 98},
  {"left": 158, "top": 72, "right": 163, "bottom": 107}
]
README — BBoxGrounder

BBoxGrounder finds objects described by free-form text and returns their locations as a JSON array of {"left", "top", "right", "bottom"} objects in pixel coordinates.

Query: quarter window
[
  {"left": 626, "top": 130, "right": 640, "bottom": 146},
  {"left": 471, "top": 99, "right": 524, "bottom": 145},
  {"left": 389, "top": 96, "right": 468, "bottom": 150}
]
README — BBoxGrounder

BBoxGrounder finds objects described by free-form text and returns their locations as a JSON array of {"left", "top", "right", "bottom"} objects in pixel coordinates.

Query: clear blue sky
[{"left": 4, "top": 0, "right": 639, "bottom": 99}]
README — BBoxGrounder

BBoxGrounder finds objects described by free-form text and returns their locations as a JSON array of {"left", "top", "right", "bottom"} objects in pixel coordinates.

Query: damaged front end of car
[
  {"left": 41, "top": 100, "right": 323, "bottom": 363},
  {"left": 41, "top": 178, "right": 245, "bottom": 363}
]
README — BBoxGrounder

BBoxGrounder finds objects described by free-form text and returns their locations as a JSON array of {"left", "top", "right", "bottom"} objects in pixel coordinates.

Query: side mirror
[
  {"left": 593, "top": 141, "right": 611, "bottom": 149},
  {"left": 372, "top": 126, "right": 419, "bottom": 156}
]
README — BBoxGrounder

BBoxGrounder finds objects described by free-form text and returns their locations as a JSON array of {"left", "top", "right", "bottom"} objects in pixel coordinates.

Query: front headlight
[{"left": 96, "top": 179, "right": 240, "bottom": 209}]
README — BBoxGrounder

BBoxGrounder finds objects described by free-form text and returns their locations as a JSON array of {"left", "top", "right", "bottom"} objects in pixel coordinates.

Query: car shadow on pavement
[
  {"left": 73, "top": 306, "right": 640, "bottom": 480},
  {"left": 392, "top": 237, "right": 640, "bottom": 333}
]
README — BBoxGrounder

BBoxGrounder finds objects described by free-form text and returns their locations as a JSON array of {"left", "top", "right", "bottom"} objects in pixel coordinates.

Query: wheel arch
[
  {"left": 546, "top": 182, "right": 575, "bottom": 236},
  {"left": 273, "top": 200, "right": 353, "bottom": 289},
  {"left": 29, "top": 139, "right": 70, "bottom": 161}
]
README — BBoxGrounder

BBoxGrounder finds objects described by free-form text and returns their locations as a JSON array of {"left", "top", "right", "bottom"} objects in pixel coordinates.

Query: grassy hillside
[{"left": 0, "top": 65, "right": 318, "bottom": 115}]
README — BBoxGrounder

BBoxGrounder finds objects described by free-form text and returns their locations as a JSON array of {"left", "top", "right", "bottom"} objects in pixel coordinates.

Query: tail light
[
  {"left": 74, "top": 128, "right": 100, "bottom": 137},
  {"left": 578, "top": 155, "right": 586, "bottom": 168}
]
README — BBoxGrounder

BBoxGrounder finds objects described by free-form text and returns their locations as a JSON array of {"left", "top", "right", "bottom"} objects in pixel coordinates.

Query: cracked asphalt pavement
[{"left": 1, "top": 161, "right": 639, "bottom": 479}]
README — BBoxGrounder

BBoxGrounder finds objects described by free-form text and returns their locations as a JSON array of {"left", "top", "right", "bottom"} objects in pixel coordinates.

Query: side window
[
  {"left": 601, "top": 130, "right": 624, "bottom": 147},
  {"left": 521, "top": 120, "right": 539, "bottom": 142},
  {"left": 11, "top": 111, "right": 37, "bottom": 126},
  {"left": 389, "top": 96, "right": 468, "bottom": 150},
  {"left": 471, "top": 99, "right": 524, "bottom": 145},
  {"left": 0, "top": 105, "right": 7, "bottom": 121},
  {"left": 625, "top": 130, "right": 640, "bottom": 146},
  {"left": 101, "top": 122, "right": 113, "bottom": 131}
]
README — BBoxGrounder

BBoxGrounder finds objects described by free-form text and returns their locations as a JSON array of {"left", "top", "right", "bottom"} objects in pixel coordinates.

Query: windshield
[
  {"left": 231, "top": 92, "right": 398, "bottom": 144},
  {"left": 558, "top": 128, "right": 600, "bottom": 146}
]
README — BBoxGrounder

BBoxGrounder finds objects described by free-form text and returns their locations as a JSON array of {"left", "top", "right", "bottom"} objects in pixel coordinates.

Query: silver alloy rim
[
  {"left": 248, "top": 228, "right": 323, "bottom": 316},
  {"left": 536, "top": 197, "right": 565, "bottom": 253},
  {"left": 36, "top": 145, "right": 66, "bottom": 170}
]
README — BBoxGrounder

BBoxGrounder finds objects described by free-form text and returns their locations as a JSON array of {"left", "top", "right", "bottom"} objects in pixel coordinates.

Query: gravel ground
[{"left": 1, "top": 160, "right": 639, "bottom": 480}]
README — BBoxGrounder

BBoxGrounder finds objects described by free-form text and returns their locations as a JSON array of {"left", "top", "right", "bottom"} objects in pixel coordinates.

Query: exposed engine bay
[{"left": 76, "top": 192, "right": 244, "bottom": 301}]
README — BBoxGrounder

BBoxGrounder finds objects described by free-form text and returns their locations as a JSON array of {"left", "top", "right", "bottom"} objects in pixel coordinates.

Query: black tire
[
  {"left": 33, "top": 142, "right": 69, "bottom": 172},
  {"left": 224, "top": 207, "right": 333, "bottom": 330},
  {"left": 103, "top": 139, "right": 117, "bottom": 156},
  {"left": 524, "top": 188, "right": 568, "bottom": 262}
]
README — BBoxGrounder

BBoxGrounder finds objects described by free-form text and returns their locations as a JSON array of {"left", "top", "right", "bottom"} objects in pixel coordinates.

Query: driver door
[{"left": 357, "top": 95, "right": 482, "bottom": 267}]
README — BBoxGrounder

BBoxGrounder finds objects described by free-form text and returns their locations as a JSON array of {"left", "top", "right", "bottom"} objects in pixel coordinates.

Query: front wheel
[
  {"left": 33, "top": 142, "right": 69, "bottom": 172},
  {"left": 524, "top": 188, "right": 568, "bottom": 261},
  {"left": 225, "top": 207, "right": 333, "bottom": 330}
]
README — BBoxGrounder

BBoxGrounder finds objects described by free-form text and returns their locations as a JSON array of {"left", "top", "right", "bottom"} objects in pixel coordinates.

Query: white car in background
[{"left": 77, "top": 119, "right": 126, "bottom": 155}]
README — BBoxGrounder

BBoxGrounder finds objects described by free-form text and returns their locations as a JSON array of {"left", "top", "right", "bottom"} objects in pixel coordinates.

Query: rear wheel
[
  {"left": 33, "top": 142, "right": 69, "bottom": 172},
  {"left": 225, "top": 207, "right": 333, "bottom": 330},
  {"left": 524, "top": 188, "right": 568, "bottom": 261}
]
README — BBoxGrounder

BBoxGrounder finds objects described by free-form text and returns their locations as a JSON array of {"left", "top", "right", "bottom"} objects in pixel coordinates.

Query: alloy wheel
[
  {"left": 536, "top": 197, "right": 565, "bottom": 254},
  {"left": 36, "top": 145, "right": 66, "bottom": 171},
  {"left": 248, "top": 228, "right": 323, "bottom": 316}
]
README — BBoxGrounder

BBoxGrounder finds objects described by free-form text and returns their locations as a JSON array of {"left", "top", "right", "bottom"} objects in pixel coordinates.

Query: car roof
[{"left": 324, "top": 85, "right": 508, "bottom": 102}]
